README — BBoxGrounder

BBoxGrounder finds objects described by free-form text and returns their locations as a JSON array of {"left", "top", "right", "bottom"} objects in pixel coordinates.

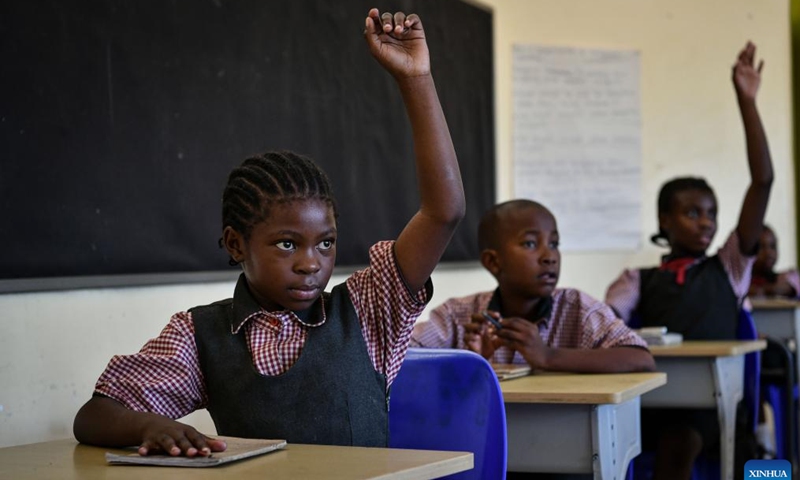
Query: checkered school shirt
[
  {"left": 605, "top": 230, "right": 755, "bottom": 322},
  {"left": 410, "top": 288, "right": 647, "bottom": 365},
  {"left": 94, "top": 241, "right": 429, "bottom": 420}
]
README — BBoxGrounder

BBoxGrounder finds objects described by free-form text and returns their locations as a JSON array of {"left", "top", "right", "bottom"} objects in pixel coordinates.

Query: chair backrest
[{"left": 388, "top": 348, "right": 507, "bottom": 480}]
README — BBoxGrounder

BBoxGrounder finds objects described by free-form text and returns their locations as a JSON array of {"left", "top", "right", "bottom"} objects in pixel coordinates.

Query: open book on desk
[
  {"left": 492, "top": 363, "right": 532, "bottom": 381},
  {"left": 106, "top": 436, "right": 286, "bottom": 467}
]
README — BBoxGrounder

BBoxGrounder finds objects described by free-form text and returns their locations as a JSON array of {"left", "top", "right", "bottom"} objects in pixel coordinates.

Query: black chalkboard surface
[{"left": 0, "top": 0, "right": 494, "bottom": 291}]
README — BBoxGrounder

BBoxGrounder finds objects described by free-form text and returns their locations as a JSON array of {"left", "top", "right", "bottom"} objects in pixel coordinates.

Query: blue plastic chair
[
  {"left": 629, "top": 309, "right": 761, "bottom": 480},
  {"left": 739, "top": 309, "right": 762, "bottom": 431},
  {"left": 388, "top": 348, "right": 507, "bottom": 480}
]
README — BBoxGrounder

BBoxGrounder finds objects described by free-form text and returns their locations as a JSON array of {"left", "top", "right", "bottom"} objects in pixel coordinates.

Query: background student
[
  {"left": 72, "top": 8, "right": 465, "bottom": 457},
  {"left": 412, "top": 199, "right": 655, "bottom": 373},
  {"left": 749, "top": 224, "right": 800, "bottom": 299},
  {"left": 605, "top": 42, "right": 773, "bottom": 480}
]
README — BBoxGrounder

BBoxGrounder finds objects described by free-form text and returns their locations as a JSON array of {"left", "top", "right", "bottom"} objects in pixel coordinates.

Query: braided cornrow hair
[
  {"left": 650, "top": 177, "right": 715, "bottom": 247},
  {"left": 220, "top": 151, "right": 337, "bottom": 263}
]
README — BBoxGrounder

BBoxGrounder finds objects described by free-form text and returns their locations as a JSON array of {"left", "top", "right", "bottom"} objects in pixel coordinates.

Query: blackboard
[{"left": 0, "top": 0, "right": 494, "bottom": 291}]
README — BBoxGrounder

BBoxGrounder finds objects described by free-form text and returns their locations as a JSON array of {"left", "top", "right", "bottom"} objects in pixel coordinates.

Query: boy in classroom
[
  {"left": 749, "top": 224, "right": 800, "bottom": 299},
  {"left": 72, "top": 8, "right": 465, "bottom": 457},
  {"left": 411, "top": 199, "right": 655, "bottom": 374},
  {"left": 605, "top": 42, "right": 773, "bottom": 480}
]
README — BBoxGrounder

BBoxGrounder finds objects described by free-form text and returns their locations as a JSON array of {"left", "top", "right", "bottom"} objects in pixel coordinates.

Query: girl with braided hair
[{"left": 74, "top": 8, "right": 464, "bottom": 456}]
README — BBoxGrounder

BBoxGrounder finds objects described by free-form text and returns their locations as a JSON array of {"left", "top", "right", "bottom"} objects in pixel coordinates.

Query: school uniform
[
  {"left": 604, "top": 230, "right": 755, "bottom": 454},
  {"left": 605, "top": 231, "right": 754, "bottom": 332},
  {"left": 411, "top": 287, "right": 648, "bottom": 361},
  {"left": 93, "top": 241, "right": 431, "bottom": 447}
]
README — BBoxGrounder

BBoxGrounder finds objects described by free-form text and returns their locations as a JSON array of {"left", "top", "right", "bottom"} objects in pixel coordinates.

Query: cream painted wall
[
  {"left": 480, "top": 0, "right": 795, "bottom": 294},
  {"left": 0, "top": 0, "right": 794, "bottom": 448}
]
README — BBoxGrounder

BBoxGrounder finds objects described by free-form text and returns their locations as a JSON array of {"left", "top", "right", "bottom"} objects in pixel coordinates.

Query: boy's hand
[
  {"left": 496, "top": 317, "right": 552, "bottom": 370},
  {"left": 363, "top": 8, "right": 430, "bottom": 79},
  {"left": 464, "top": 312, "right": 501, "bottom": 359},
  {"left": 732, "top": 41, "right": 764, "bottom": 102},
  {"left": 138, "top": 415, "right": 227, "bottom": 457}
]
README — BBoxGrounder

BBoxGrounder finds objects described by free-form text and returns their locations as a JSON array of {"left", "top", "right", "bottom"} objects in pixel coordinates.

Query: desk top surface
[
  {"left": 0, "top": 439, "right": 473, "bottom": 480},
  {"left": 750, "top": 298, "right": 800, "bottom": 310},
  {"left": 500, "top": 371, "right": 666, "bottom": 404},
  {"left": 649, "top": 340, "right": 766, "bottom": 357}
]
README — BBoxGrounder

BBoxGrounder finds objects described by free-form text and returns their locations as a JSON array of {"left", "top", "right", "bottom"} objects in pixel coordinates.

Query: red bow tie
[{"left": 659, "top": 257, "right": 697, "bottom": 285}]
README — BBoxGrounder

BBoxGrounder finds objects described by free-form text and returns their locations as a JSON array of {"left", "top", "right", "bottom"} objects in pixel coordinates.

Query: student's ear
[
  {"left": 480, "top": 249, "right": 501, "bottom": 276},
  {"left": 222, "top": 226, "right": 246, "bottom": 264}
]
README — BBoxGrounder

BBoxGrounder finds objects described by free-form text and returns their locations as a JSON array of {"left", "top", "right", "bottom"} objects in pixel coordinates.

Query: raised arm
[
  {"left": 732, "top": 41, "right": 773, "bottom": 254},
  {"left": 364, "top": 8, "right": 466, "bottom": 292}
]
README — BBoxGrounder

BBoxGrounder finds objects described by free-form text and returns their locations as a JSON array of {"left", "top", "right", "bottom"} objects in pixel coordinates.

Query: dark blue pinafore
[{"left": 191, "top": 275, "right": 388, "bottom": 447}]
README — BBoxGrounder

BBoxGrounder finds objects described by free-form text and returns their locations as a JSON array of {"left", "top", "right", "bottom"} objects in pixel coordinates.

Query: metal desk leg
[
  {"left": 592, "top": 397, "right": 641, "bottom": 480},
  {"left": 714, "top": 355, "right": 744, "bottom": 480}
]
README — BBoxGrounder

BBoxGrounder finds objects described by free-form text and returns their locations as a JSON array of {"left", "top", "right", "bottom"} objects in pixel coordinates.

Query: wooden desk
[
  {"left": 750, "top": 297, "right": 800, "bottom": 377},
  {"left": 643, "top": 340, "right": 766, "bottom": 480},
  {"left": 750, "top": 297, "right": 800, "bottom": 312},
  {"left": 501, "top": 372, "right": 666, "bottom": 479},
  {"left": 0, "top": 439, "right": 474, "bottom": 480}
]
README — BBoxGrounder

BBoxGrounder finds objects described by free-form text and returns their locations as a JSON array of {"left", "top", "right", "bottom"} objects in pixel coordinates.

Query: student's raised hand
[
  {"left": 363, "top": 8, "right": 430, "bottom": 80},
  {"left": 496, "top": 317, "right": 552, "bottom": 370},
  {"left": 732, "top": 41, "right": 764, "bottom": 103},
  {"left": 464, "top": 312, "right": 502, "bottom": 359},
  {"left": 138, "top": 414, "right": 227, "bottom": 457}
]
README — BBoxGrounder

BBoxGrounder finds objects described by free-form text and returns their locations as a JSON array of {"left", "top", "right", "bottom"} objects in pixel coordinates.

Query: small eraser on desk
[{"left": 637, "top": 326, "right": 668, "bottom": 335}]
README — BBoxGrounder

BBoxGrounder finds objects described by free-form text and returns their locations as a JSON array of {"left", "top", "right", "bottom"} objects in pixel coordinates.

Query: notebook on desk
[
  {"left": 634, "top": 326, "right": 683, "bottom": 346},
  {"left": 105, "top": 436, "right": 286, "bottom": 467},
  {"left": 492, "top": 364, "right": 532, "bottom": 381}
]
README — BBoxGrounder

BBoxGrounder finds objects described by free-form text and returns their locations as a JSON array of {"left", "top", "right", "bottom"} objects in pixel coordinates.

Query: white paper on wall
[{"left": 512, "top": 45, "right": 642, "bottom": 251}]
